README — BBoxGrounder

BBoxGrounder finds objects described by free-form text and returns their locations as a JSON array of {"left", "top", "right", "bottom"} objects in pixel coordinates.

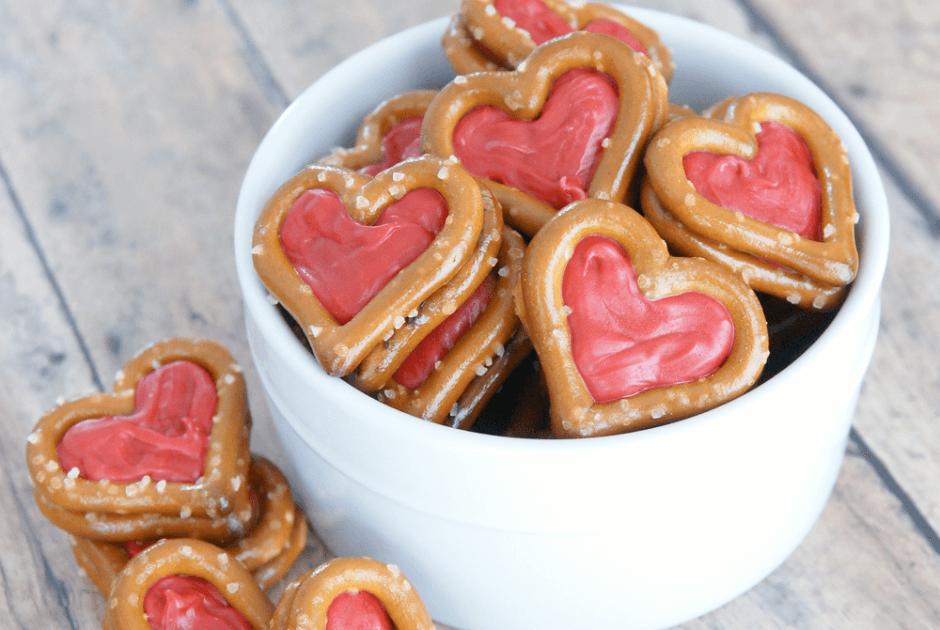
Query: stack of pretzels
[{"left": 254, "top": 0, "right": 859, "bottom": 439}]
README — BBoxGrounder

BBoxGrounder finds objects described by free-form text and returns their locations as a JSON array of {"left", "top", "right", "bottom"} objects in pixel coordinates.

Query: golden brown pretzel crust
[
  {"left": 376, "top": 227, "right": 527, "bottom": 425},
  {"left": 317, "top": 89, "right": 439, "bottom": 171},
  {"left": 643, "top": 92, "right": 859, "bottom": 290},
  {"left": 69, "top": 458, "right": 308, "bottom": 595},
  {"left": 441, "top": 12, "right": 511, "bottom": 75},
  {"left": 102, "top": 538, "right": 274, "bottom": 630},
  {"left": 33, "top": 486, "right": 256, "bottom": 544},
  {"left": 252, "top": 157, "right": 486, "bottom": 376},
  {"left": 421, "top": 31, "right": 669, "bottom": 237},
  {"left": 459, "top": 0, "right": 674, "bottom": 81},
  {"left": 26, "top": 338, "right": 253, "bottom": 523},
  {"left": 269, "top": 556, "right": 435, "bottom": 630},
  {"left": 519, "top": 199, "right": 769, "bottom": 437},
  {"left": 350, "top": 185, "right": 504, "bottom": 392},
  {"left": 640, "top": 179, "right": 847, "bottom": 310}
]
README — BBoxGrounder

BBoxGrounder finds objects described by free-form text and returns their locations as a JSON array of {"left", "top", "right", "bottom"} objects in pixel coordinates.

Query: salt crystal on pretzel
[{"left": 518, "top": 199, "right": 768, "bottom": 437}]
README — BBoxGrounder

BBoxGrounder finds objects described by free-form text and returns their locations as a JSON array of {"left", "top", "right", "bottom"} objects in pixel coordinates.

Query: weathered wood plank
[{"left": 0, "top": 0, "right": 287, "bottom": 459}]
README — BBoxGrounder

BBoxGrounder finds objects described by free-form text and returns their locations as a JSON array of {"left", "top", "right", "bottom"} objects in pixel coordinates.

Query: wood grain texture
[{"left": 0, "top": 0, "right": 937, "bottom": 628}]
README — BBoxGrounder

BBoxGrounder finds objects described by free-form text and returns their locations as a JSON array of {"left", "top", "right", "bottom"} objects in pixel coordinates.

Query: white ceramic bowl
[{"left": 234, "top": 7, "right": 889, "bottom": 630}]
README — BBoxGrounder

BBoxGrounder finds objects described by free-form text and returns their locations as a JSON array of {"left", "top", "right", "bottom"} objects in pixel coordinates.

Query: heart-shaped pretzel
[
  {"left": 102, "top": 538, "right": 274, "bottom": 630},
  {"left": 376, "top": 227, "right": 529, "bottom": 426},
  {"left": 70, "top": 456, "right": 307, "bottom": 595},
  {"left": 350, "top": 185, "right": 504, "bottom": 392},
  {"left": 317, "top": 89, "right": 438, "bottom": 174},
  {"left": 643, "top": 92, "right": 859, "bottom": 290},
  {"left": 422, "top": 31, "right": 668, "bottom": 237},
  {"left": 518, "top": 199, "right": 768, "bottom": 437},
  {"left": 269, "top": 557, "right": 435, "bottom": 630},
  {"left": 252, "top": 157, "right": 485, "bottom": 376},
  {"left": 459, "top": 0, "right": 674, "bottom": 80},
  {"left": 27, "top": 338, "right": 252, "bottom": 522}
]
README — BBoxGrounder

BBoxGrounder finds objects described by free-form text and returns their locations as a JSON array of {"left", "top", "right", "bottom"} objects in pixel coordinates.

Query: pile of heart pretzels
[
  {"left": 256, "top": 0, "right": 860, "bottom": 439},
  {"left": 26, "top": 337, "right": 437, "bottom": 629}
]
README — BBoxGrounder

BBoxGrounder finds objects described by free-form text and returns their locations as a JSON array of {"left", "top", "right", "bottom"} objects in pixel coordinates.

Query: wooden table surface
[{"left": 2, "top": 0, "right": 938, "bottom": 628}]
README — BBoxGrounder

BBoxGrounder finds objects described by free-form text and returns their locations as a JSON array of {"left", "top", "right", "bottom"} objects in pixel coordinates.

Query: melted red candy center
[
  {"left": 143, "top": 575, "right": 253, "bottom": 630},
  {"left": 493, "top": 0, "right": 647, "bottom": 53},
  {"left": 562, "top": 235, "right": 735, "bottom": 403},
  {"left": 280, "top": 187, "right": 449, "bottom": 325},
  {"left": 56, "top": 361, "right": 216, "bottom": 483},
  {"left": 359, "top": 116, "right": 424, "bottom": 176},
  {"left": 326, "top": 590, "right": 394, "bottom": 630},
  {"left": 683, "top": 121, "right": 822, "bottom": 241},
  {"left": 452, "top": 68, "right": 619, "bottom": 209},
  {"left": 393, "top": 274, "right": 496, "bottom": 390}
]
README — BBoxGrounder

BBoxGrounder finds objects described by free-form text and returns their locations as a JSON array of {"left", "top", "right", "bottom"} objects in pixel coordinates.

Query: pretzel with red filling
[
  {"left": 642, "top": 92, "right": 859, "bottom": 310},
  {"left": 27, "top": 338, "right": 254, "bottom": 542},
  {"left": 102, "top": 538, "right": 274, "bottom": 630},
  {"left": 269, "top": 557, "right": 435, "bottom": 630},
  {"left": 517, "top": 199, "right": 768, "bottom": 437}
]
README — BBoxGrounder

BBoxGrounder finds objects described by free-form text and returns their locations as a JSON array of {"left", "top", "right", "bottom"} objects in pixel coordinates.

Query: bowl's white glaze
[{"left": 234, "top": 8, "right": 889, "bottom": 630}]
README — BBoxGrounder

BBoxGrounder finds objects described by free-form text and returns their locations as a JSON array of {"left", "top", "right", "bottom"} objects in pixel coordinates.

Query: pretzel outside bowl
[
  {"left": 269, "top": 556, "right": 434, "bottom": 630},
  {"left": 27, "top": 338, "right": 252, "bottom": 520},
  {"left": 70, "top": 457, "right": 308, "bottom": 595},
  {"left": 102, "top": 538, "right": 274, "bottom": 630},
  {"left": 252, "top": 157, "right": 486, "bottom": 376}
]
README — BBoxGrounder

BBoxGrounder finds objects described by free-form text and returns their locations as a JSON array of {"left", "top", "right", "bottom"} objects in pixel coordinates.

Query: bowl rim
[{"left": 233, "top": 6, "right": 890, "bottom": 455}]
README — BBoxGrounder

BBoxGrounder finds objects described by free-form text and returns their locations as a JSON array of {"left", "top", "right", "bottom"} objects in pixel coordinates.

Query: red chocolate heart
[
  {"left": 144, "top": 575, "right": 254, "bottom": 630},
  {"left": 56, "top": 361, "right": 216, "bottom": 484},
  {"left": 280, "top": 187, "right": 448, "bottom": 325},
  {"left": 453, "top": 68, "right": 619, "bottom": 209},
  {"left": 493, "top": 0, "right": 647, "bottom": 52},
  {"left": 683, "top": 121, "right": 821, "bottom": 241},
  {"left": 563, "top": 235, "right": 734, "bottom": 403},
  {"left": 326, "top": 590, "right": 395, "bottom": 630}
]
